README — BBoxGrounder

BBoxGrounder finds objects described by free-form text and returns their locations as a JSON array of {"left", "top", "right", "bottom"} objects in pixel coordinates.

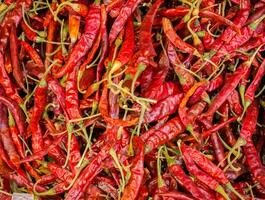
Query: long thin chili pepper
[
  {"left": 139, "top": 0, "right": 163, "bottom": 57},
  {"left": 10, "top": 23, "right": 24, "bottom": 90},
  {"left": 53, "top": 3, "right": 101, "bottom": 78},
  {"left": 240, "top": 101, "right": 265, "bottom": 188},
  {"left": 121, "top": 137, "right": 144, "bottom": 200},
  {"left": 162, "top": 17, "right": 200, "bottom": 57},
  {"left": 108, "top": 0, "right": 142, "bottom": 45}
]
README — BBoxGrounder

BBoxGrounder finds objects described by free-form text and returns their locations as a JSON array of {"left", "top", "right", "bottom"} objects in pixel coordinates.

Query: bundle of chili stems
[{"left": 0, "top": 0, "right": 264, "bottom": 199}]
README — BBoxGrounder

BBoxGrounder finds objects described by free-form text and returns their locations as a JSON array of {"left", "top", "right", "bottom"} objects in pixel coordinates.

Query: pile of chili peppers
[{"left": 0, "top": 0, "right": 264, "bottom": 199}]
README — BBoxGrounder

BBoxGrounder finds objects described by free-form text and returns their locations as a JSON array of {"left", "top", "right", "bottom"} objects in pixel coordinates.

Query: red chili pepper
[
  {"left": 20, "top": 40, "right": 44, "bottom": 70},
  {"left": 20, "top": 20, "right": 42, "bottom": 42},
  {"left": 47, "top": 163, "right": 73, "bottom": 184},
  {"left": 244, "top": 59, "right": 265, "bottom": 109},
  {"left": 44, "top": 20, "right": 56, "bottom": 69},
  {"left": 0, "top": 95, "right": 26, "bottom": 138},
  {"left": 156, "top": 191, "right": 198, "bottom": 200},
  {"left": 65, "top": 141, "right": 116, "bottom": 200},
  {"left": 201, "top": 61, "right": 251, "bottom": 122},
  {"left": 227, "top": 90, "right": 243, "bottom": 115},
  {"left": 29, "top": 79, "right": 47, "bottom": 152},
  {"left": 167, "top": 41, "right": 195, "bottom": 92},
  {"left": 0, "top": 105, "right": 20, "bottom": 169},
  {"left": 44, "top": 137, "right": 66, "bottom": 166},
  {"left": 108, "top": 0, "right": 142, "bottom": 45},
  {"left": 0, "top": 52, "right": 23, "bottom": 104},
  {"left": 240, "top": 101, "right": 265, "bottom": 188},
  {"left": 53, "top": 3, "right": 101, "bottom": 78},
  {"left": 162, "top": 17, "right": 200, "bottom": 57},
  {"left": 144, "top": 93, "right": 183, "bottom": 123},
  {"left": 164, "top": 151, "right": 215, "bottom": 200},
  {"left": 180, "top": 143, "right": 231, "bottom": 199},
  {"left": 96, "top": 5, "right": 108, "bottom": 83},
  {"left": 65, "top": 66, "right": 81, "bottom": 120},
  {"left": 10, "top": 23, "right": 24, "bottom": 90},
  {"left": 121, "top": 137, "right": 144, "bottom": 200},
  {"left": 139, "top": 0, "right": 163, "bottom": 58}
]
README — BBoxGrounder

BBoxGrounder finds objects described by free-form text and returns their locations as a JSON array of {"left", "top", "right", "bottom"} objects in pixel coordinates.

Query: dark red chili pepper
[
  {"left": 108, "top": 0, "right": 142, "bottom": 45},
  {"left": 44, "top": 137, "right": 66, "bottom": 166},
  {"left": 0, "top": 52, "right": 23, "bottom": 104},
  {"left": 20, "top": 20, "right": 43, "bottom": 42},
  {"left": 144, "top": 93, "right": 183, "bottom": 123},
  {"left": 167, "top": 41, "right": 195, "bottom": 92},
  {"left": 0, "top": 0, "right": 33, "bottom": 53},
  {"left": 20, "top": 40, "right": 44, "bottom": 70},
  {"left": 227, "top": 90, "right": 243, "bottom": 116},
  {"left": 180, "top": 143, "right": 231, "bottom": 199},
  {"left": 139, "top": 0, "right": 163, "bottom": 58},
  {"left": 162, "top": 17, "right": 200, "bottom": 57},
  {"left": 10, "top": 23, "right": 24, "bottom": 90},
  {"left": 65, "top": 141, "right": 116, "bottom": 200},
  {"left": 0, "top": 105, "right": 20, "bottom": 169},
  {"left": 121, "top": 137, "right": 144, "bottom": 200},
  {"left": 99, "top": 84, "right": 138, "bottom": 127},
  {"left": 29, "top": 78, "right": 47, "bottom": 152},
  {"left": 65, "top": 66, "right": 81, "bottom": 120},
  {"left": 53, "top": 3, "right": 101, "bottom": 78},
  {"left": 244, "top": 59, "right": 265, "bottom": 110},
  {"left": 0, "top": 95, "right": 26, "bottom": 138},
  {"left": 202, "top": 117, "right": 238, "bottom": 138},
  {"left": 201, "top": 61, "right": 251, "bottom": 122},
  {"left": 164, "top": 151, "right": 215, "bottom": 200},
  {"left": 96, "top": 5, "right": 108, "bottom": 83},
  {"left": 240, "top": 102, "right": 265, "bottom": 188},
  {"left": 44, "top": 20, "right": 56, "bottom": 69},
  {"left": 3, "top": 172, "right": 45, "bottom": 193}
]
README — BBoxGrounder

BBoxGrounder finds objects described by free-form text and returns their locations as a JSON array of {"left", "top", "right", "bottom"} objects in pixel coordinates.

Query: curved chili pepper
[
  {"left": 108, "top": 0, "right": 142, "bottom": 45},
  {"left": 201, "top": 61, "right": 250, "bottom": 122},
  {"left": 180, "top": 143, "right": 231, "bottom": 199},
  {"left": 0, "top": 105, "right": 20, "bottom": 169},
  {"left": 156, "top": 191, "right": 198, "bottom": 200},
  {"left": 162, "top": 17, "right": 200, "bottom": 57},
  {"left": 121, "top": 137, "right": 144, "bottom": 200},
  {"left": 165, "top": 151, "right": 215, "bottom": 200},
  {"left": 240, "top": 102, "right": 265, "bottom": 188},
  {"left": 44, "top": 138, "right": 66, "bottom": 166},
  {"left": 244, "top": 59, "right": 265, "bottom": 110},
  {"left": 20, "top": 40, "right": 44, "bottom": 70},
  {"left": 99, "top": 84, "right": 138, "bottom": 127},
  {"left": 0, "top": 52, "right": 23, "bottom": 104},
  {"left": 53, "top": 3, "right": 101, "bottom": 78},
  {"left": 144, "top": 93, "right": 183, "bottom": 123},
  {"left": 0, "top": 95, "right": 25, "bottom": 138},
  {"left": 65, "top": 141, "right": 116, "bottom": 200},
  {"left": 167, "top": 41, "right": 195, "bottom": 92},
  {"left": 96, "top": 5, "right": 108, "bottom": 83},
  {"left": 20, "top": 20, "right": 43, "bottom": 42},
  {"left": 139, "top": 0, "right": 163, "bottom": 57}
]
